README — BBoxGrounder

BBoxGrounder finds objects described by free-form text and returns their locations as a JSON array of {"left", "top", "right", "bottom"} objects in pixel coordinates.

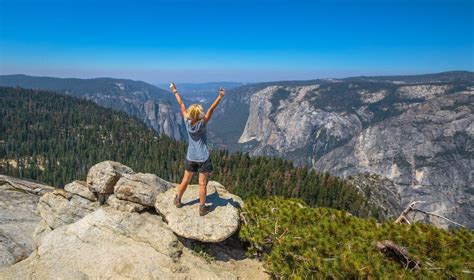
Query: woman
[{"left": 169, "top": 82, "right": 224, "bottom": 216}]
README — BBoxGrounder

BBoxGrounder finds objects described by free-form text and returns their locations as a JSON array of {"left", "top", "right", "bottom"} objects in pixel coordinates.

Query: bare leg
[
  {"left": 177, "top": 170, "right": 194, "bottom": 200},
  {"left": 198, "top": 172, "right": 209, "bottom": 205}
]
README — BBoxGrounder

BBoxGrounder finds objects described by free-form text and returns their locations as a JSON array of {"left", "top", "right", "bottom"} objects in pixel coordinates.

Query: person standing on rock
[{"left": 169, "top": 82, "right": 224, "bottom": 216}]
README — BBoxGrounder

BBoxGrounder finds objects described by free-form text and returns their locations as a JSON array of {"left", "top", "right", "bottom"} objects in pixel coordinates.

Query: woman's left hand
[{"left": 219, "top": 87, "right": 225, "bottom": 97}]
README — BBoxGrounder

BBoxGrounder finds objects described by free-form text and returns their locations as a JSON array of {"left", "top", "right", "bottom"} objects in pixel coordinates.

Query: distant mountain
[
  {"left": 157, "top": 82, "right": 245, "bottom": 104},
  {"left": 343, "top": 70, "right": 474, "bottom": 83},
  {"left": 207, "top": 71, "right": 474, "bottom": 228},
  {"left": 0, "top": 74, "right": 185, "bottom": 140}
]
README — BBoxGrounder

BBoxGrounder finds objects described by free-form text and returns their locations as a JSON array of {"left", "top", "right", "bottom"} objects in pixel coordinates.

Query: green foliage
[
  {"left": 0, "top": 87, "right": 376, "bottom": 217},
  {"left": 240, "top": 196, "right": 474, "bottom": 279}
]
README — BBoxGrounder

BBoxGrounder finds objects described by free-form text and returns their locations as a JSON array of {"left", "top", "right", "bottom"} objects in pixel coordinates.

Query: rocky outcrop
[
  {"left": 348, "top": 173, "right": 403, "bottom": 219},
  {"left": 87, "top": 161, "right": 135, "bottom": 194},
  {"left": 1, "top": 207, "right": 266, "bottom": 279},
  {"left": 0, "top": 162, "right": 263, "bottom": 279},
  {"left": 155, "top": 181, "right": 243, "bottom": 243}
]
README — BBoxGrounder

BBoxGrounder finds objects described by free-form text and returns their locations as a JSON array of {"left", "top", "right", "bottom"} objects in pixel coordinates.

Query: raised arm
[
  {"left": 169, "top": 82, "right": 186, "bottom": 118},
  {"left": 204, "top": 87, "right": 225, "bottom": 123}
]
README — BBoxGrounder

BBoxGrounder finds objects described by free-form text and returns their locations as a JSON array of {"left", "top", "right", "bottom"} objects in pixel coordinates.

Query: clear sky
[{"left": 0, "top": 0, "right": 473, "bottom": 83}]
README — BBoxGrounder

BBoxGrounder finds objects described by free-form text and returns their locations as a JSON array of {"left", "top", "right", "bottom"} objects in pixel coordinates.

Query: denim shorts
[{"left": 184, "top": 156, "right": 213, "bottom": 173}]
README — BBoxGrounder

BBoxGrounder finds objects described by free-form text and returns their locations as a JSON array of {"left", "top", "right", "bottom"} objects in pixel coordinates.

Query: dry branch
[{"left": 395, "top": 201, "right": 465, "bottom": 228}]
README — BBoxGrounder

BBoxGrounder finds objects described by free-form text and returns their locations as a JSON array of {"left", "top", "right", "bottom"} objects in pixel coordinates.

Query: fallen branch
[{"left": 375, "top": 240, "right": 421, "bottom": 270}]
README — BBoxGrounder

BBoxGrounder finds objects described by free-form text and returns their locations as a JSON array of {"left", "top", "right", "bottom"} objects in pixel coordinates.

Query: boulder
[
  {"left": 114, "top": 173, "right": 173, "bottom": 206},
  {"left": 155, "top": 181, "right": 243, "bottom": 243},
  {"left": 106, "top": 194, "right": 148, "bottom": 213},
  {"left": 37, "top": 191, "right": 99, "bottom": 229},
  {"left": 64, "top": 180, "right": 97, "bottom": 202},
  {"left": 86, "top": 161, "right": 135, "bottom": 194}
]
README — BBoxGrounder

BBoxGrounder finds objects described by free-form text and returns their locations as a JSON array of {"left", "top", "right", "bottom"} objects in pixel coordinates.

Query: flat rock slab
[{"left": 155, "top": 181, "right": 243, "bottom": 243}]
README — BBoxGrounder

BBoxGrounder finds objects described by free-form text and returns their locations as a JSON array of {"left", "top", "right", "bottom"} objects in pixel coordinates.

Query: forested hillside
[{"left": 0, "top": 87, "right": 378, "bottom": 218}]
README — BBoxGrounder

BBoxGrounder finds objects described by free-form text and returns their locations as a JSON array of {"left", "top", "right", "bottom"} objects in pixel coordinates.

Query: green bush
[{"left": 240, "top": 197, "right": 474, "bottom": 279}]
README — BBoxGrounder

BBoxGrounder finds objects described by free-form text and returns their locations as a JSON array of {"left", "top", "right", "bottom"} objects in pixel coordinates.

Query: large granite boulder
[
  {"left": 114, "top": 173, "right": 173, "bottom": 206},
  {"left": 37, "top": 189, "right": 99, "bottom": 229},
  {"left": 155, "top": 181, "right": 243, "bottom": 243},
  {"left": 64, "top": 180, "right": 97, "bottom": 202},
  {"left": 86, "top": 161, "right": 135, "bottom": 194}
]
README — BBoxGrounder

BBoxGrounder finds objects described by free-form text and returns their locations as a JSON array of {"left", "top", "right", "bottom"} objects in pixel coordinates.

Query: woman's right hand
[
  {"left": 169, "top": 82, "right": 177, "bottom": 93},
  {"left": 219, "top": 87, "right": 225, "bottom": 97}
]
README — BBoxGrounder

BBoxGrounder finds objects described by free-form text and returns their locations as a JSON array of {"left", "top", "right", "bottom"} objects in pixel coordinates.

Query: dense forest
[{"left": 0, "top": 87, "right": 378, "bottom": 218}]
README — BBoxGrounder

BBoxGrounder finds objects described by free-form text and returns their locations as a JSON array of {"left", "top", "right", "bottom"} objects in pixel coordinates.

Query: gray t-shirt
[{"left": 185, "top": 118, "right": 209, "bottom": 162}]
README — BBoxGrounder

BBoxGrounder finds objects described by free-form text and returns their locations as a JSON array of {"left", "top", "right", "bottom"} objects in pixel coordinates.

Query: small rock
[
  {"left": 37, "top": 192, "right": 100, "bottom": 229},
  {"left": 86, "top": 161, "right": 135, "bottom": 194},
  {"left": 107, "top": 195, "right": 148, "bottom": 212},
  {"left": 155, "top": 181, "right": 243, "bottom": 243},
  {"left": 64, "top": 180, "right": 97, "bottom": 202},
  {"left": 114, "top": 173, "right": 173, "bottom": 206}
]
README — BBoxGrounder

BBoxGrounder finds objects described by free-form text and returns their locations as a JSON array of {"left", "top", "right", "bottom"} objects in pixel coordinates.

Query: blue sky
[{"left": 0, "top": 0, "right": 473, "bottom": 83}]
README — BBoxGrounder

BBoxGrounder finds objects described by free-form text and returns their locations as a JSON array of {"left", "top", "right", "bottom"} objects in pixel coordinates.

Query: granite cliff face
[
  {"left": 315, "top": 90, "right": 473, "bottom": 227},
  {"left": 0, "top": 75, "right": 186, "bottom": 140},
  {"left": 208, "top": 72, "right": 474, "bottom": 227}
]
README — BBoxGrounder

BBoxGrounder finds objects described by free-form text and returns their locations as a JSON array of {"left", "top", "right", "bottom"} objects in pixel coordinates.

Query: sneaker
[
  {"left": 199, "top": 204, "right": 211, "bottom": 216},
  {"left": 174, "top": 195, "right": 182, "bottom": 208}
]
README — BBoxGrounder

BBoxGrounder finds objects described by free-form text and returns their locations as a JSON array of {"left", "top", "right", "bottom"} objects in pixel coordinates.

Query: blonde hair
[{"left": 186, "top": 104, "right": 204, "bottom": 121}]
